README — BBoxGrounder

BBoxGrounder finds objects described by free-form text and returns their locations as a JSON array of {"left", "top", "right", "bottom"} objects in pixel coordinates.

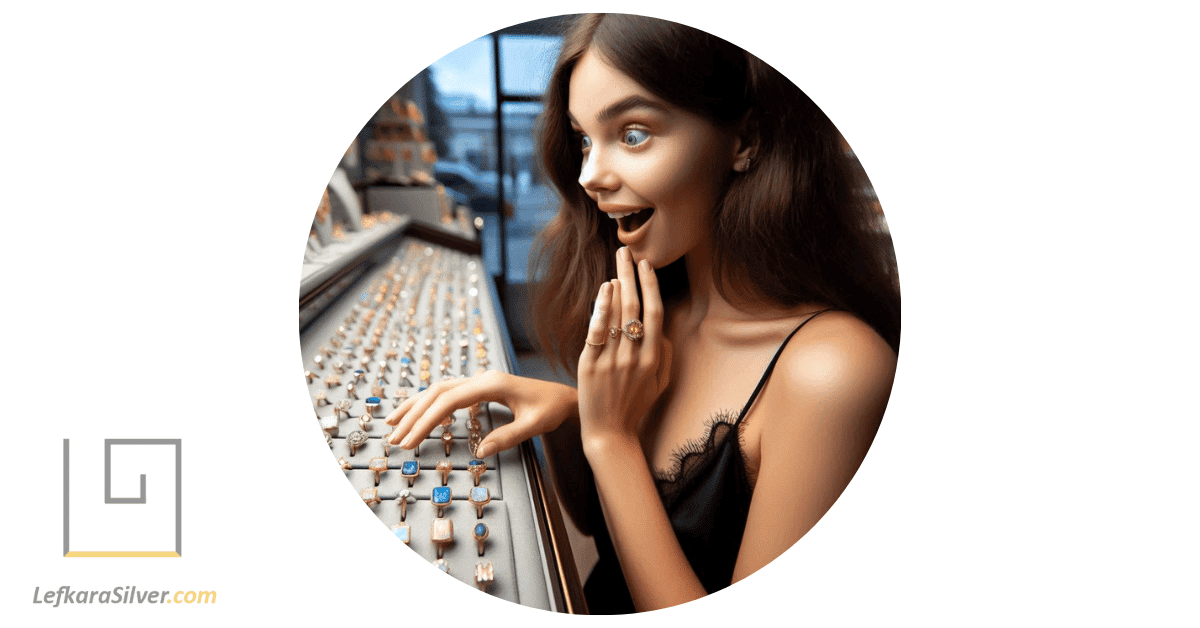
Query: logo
[{"left": 62, "top": 439, "right": 182, "bottom": 557}]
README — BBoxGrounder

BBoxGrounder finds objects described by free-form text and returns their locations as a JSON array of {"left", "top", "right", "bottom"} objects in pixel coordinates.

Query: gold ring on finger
[
  {"left": 608, "top": 326, "right": 621, "bottom": 339},
  {"left": 623, "top": 319, "right": 644, "bottom": 341}
]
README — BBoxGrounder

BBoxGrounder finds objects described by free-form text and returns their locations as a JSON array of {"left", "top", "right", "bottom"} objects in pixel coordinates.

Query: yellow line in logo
[{"left": 65, "top": 552, "right": 181, "bottom": 558}]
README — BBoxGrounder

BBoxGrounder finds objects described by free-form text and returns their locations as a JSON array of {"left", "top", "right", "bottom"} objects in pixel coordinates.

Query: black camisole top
[{"left": 583, "top": 310, "right": 834, "bottom": 614}]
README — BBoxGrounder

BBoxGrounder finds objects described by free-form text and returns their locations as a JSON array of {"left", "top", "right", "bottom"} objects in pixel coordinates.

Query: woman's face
[{"left": 568, "top": 49, "right": 738, "bottom": 268}]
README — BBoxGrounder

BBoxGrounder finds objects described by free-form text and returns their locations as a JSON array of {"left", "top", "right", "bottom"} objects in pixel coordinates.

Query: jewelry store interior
[{"left": 300, "top": 17, "right": 593, "bottom": 612}]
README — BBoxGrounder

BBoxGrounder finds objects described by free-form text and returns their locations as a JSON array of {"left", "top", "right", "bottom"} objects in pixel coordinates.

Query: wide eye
[{"left": 622, "top": 129, "right": 649, "bottom": 147}]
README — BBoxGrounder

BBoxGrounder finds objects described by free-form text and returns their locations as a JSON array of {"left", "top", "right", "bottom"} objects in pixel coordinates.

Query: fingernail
[
  {"left": 476, "top": 443, "right": 495, "bottom": 459},
  {"left": 639, "top": 259, "right": 649, "bottom": 272},
  {"left": 400, "top": 436, "right": 412, "bottom": 448}
]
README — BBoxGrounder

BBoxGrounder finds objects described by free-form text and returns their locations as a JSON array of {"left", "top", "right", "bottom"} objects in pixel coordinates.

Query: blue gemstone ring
[
  {"left": 468, "top": 459, "right": 487, "bottom": 486},
  {"left": 391, "top": 522, "right": 410, "bottom": 545},
  {"left": 401, "top": 459, "right": 420, "bottom": 486},
  {"left": 431, "top": 485, "right": 453, "bottom": 517},
  {"left": 473, "top": 522, "right": 489, "bottom": 556}
]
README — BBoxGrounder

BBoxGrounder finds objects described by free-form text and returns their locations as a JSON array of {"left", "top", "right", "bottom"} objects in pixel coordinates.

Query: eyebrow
[{"left": 568, "top": 95, "right": 670, "bottom": 126}]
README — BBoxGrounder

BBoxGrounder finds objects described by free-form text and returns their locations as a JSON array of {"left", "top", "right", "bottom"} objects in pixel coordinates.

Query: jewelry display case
[{"left": 299, "top": 194, "right": 584, "bottom": 612}]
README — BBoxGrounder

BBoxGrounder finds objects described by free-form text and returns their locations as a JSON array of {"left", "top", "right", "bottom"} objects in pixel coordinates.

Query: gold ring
[
  {"left": 475, "top": 561, "right": 494, "bottom": 592},
  {"left": 436, "top": 459, "right": 453, "bottom": 486},
  {"left": 369, "top": 456, "right": 388, "bottom": 486},
  {"left": 623, "top": 319, "right": 645, "bottom": 341},
  {"left": 584, "top": 338, "right": 605, "bottom": 347},
  {"left": 608, "top": 326, "right": 620, "bottom": 339}
]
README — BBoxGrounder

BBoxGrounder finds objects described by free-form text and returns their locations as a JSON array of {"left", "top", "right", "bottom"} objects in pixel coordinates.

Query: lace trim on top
[{"left": 652, "top": 409, "right": 755, "bottom": 499}]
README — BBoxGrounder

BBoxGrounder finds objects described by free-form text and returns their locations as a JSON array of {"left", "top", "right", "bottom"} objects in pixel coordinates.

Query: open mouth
[{"left": 614, "top": 207, "right": 655, "bottom": 233}]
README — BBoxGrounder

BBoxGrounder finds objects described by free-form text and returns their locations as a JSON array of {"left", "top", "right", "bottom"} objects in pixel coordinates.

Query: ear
[{"left": 731, "top": 113, "right": 759, "bottom": 173}]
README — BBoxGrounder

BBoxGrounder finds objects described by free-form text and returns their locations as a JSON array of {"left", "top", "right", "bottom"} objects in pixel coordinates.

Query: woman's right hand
[{"left": 383, "top": 370, "right": 578, "bottom": 459}]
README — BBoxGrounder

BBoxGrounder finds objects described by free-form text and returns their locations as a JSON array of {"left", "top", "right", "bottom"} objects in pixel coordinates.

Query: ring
[
  {"left": 304, "top": 370, "right": 316, "bottom": 384},
  {"left": 320, "top": 414, "right": 339, "bottom": 437},
  {"left": 442, "top": 429, "right": 454, "bottom": 456},
  {"left": 397, "top": 489, "right": 414, "bottom": 521},
  {"left": 401, "top": 459, "right": 420, "bottom": 486},
  {"left": 361, "top": 486, "right": 380, "bottom": 507},
  {"left": 346, "top": 383, "right": 359, "bottom": 399},
  {"left": 436, "top": 459, "right": 453, "bottom": 486},
  {"left": 469, "top": 486, "right": 491, "bottom": 519},
  {"left": 608, "top": 326, "right": 620, "bottom": 339},
  {"left": 313, "top": 390, "right": 328, "bottom": 406},
  {"left": 390, "top": 521, "right": 410, "bottom": 544},
  {"left": 584, "top": 339, "right": 605, "bottom": 347},
  {"left": 346, "top": 430, "right": 368, "bottom": 457},
  {"left": 473, "top": 523, "right": 489, "bottom": 556},
  {"left": 623, "top": 319, "right": 645, "bottom": 341},
  {"left": 431, "top": 486, "right": 452, "bottom": 518},
  {"left": 364, "top": 397, "right": 381, "bottom": 415},
  {"left": 358, "top": 412, "right": 372, "bottom": 431},
  {"left": 468, "top": 459, "right": 487, "bottom": 486},
  {"left": 369, "top": 456, "right": 388, "bottom": 486},
  {"left": 475, "top": 561, "right": 494, "bottom": 592},
  {"left": 430, "top": 517, "right": 454, "bottom": 559},
  {"left": 338, "top": 456, "right": 351, "bottom": 471},
  {"left": 433, "top": 558, "right": 450, "bottom": 573}
]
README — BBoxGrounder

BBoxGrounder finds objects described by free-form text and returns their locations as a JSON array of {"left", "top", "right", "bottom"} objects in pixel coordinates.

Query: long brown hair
[{"left": 531, "top": 13, "right": 900, "bottom": 372}]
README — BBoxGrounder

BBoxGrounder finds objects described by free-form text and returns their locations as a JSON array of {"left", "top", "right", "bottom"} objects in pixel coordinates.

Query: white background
[{"left": 3, "top": 1, "right": 1197, "bottom": 625}]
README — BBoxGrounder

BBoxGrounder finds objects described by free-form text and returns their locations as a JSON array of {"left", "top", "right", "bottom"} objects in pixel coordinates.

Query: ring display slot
[{"left": 300, "top": 234, "right": 579, "bottom": 610}]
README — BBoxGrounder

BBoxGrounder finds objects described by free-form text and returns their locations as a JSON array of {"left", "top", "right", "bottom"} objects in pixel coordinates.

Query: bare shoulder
[{"left": 760, "top": 311, "right": 897, "bottom": 430}]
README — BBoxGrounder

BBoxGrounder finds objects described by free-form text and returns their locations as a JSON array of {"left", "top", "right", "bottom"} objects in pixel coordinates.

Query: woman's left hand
[{"left": 576, "top": 247, "right": 672, "bottom": 445}]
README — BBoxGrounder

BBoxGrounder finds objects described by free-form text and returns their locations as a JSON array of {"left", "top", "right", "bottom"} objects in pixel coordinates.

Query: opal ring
[{"left": 469, "top": 486, "right": 491, "bottom": 519}]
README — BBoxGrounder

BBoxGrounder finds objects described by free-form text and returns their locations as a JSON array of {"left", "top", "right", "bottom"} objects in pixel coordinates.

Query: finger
[
  {"left": 384, "top": 393, "right": 420, "bottom": 426},
  {"left": 638, "top": 258, "right": 664, "bottom": 360},
  {"left": 616, "top": 247, "right": 642, "bottom": 362},
  {"left": 604, "top": 279, "right": 622, "bottom": 365},
  {"left": 388, "top": 372, "right": 504, "bottom": 447},
  {"left": 474, "top": 419, "right": 542, "bottom": 459},
  {"left": 583, "top": 282, "right": 613, "bottom": 352}
]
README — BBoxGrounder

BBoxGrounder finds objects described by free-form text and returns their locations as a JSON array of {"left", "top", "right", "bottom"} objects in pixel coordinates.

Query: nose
[{"left": 578, "top": 148, "right": 617, "bottom": 195}]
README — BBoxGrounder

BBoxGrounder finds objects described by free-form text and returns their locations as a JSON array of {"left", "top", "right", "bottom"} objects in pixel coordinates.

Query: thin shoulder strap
[{"left": 734, "top": 309, "right": 836, "bottom": 425}]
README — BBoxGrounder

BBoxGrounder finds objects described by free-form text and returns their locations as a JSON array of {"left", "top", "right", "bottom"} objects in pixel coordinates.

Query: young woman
[{"left": 386, "top": 14, "right": 900, "bottom": 613}]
